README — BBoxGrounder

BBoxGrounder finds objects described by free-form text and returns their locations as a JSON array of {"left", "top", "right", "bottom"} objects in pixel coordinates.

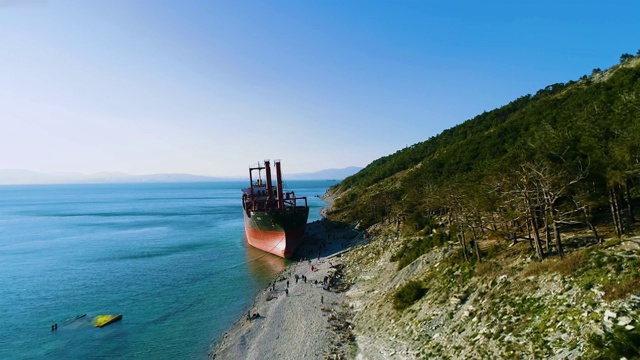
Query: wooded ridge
[
  {"left": 330, "top": 52, "right": 640, "bottom": 262},
  {"left": 326, "top": 52, "right": 640, "bottom": 359}
]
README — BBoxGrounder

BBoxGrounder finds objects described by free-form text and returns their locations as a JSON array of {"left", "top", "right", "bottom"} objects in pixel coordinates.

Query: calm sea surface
[{"left": 0, "top": 180, "right": 335, "bottom": 359}]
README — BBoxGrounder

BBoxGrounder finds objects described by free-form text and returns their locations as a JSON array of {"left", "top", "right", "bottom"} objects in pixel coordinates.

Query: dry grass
[
  {"left": 522, "top": 260, "right": 551, "bottom": 277},
  {"left": 549, "top": 251, "right": 587, "bottom": 276},
  {"left": 475, "top": 261, "right": 501, "bottom": 277},
  {"left": 522, "top": 250, "right": 587, "bottom": 277},
  {"left": 603, "top": 278, "right": 640, "bottom": 301}
]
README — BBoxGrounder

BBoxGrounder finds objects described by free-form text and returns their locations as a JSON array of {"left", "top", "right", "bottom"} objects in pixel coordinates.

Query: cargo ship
[{"left": 242, "top": 160, "right": 309, "bottom": 258}]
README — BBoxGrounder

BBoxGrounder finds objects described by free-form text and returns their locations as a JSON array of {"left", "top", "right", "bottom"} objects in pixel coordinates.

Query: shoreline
[{"left": 210, "top": 216, "right": 360, "bottom": 360}]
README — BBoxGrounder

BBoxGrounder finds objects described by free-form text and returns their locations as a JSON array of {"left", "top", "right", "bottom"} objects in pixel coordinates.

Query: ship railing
[
  {"left": 247, "top": 196, "right": 308, "bottom": 211},
  {"left": 282, "top": 196, "right": 308, "bottom": 209}
]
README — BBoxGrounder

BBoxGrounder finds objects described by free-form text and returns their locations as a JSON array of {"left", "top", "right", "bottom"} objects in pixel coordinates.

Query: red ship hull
[
  {"left": 242, "top": 160, "right": 309, "bottom": 259},
  {"left": 243, "top": 213, "right": 308, "bottom": 258}
]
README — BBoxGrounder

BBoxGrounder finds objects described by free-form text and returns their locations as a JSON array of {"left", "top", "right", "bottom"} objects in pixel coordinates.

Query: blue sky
[{"left": 1, "top": 0, "right": 639, "bottom": 177}]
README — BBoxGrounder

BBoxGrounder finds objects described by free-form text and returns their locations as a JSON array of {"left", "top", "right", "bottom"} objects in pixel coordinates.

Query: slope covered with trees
[
  {"left": 330, "top": 53, "right": 640, "bottom": 262},
  {"left": 327, "top": 52, "right": 640, "bottom": 359}
]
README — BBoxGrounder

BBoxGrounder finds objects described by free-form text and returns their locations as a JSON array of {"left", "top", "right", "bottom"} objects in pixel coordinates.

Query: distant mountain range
[
  {"left": 282, "top": 166, "right": 362, "bottom": 180},
  {"left": 0, "top": 167, "right": 362, "bottom": 185}
]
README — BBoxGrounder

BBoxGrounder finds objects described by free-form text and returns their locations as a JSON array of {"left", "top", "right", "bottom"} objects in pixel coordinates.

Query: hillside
[
  {"left": 326, "top": 53, "right": 640, "bottom": 359},
  {"left": 331, "top": 54, "right": 640, "bottom": 241},
  {"left": 338, "top": 221, "right": 639, "bottom": 359}
]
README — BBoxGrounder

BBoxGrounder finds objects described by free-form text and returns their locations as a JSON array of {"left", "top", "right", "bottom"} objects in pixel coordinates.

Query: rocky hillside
[
  {"left": 322, "top": 52, "right": 640, "bottom": 359},
  {"left": 316, "top": 51, "right": 640, "bottom": 359},
  {"left": 338, "top": 221, "right": 640, "bottom": 359}
]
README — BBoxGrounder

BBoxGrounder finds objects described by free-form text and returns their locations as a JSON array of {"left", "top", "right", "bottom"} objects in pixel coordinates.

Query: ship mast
[
  {"left": 264, "top": 160, "right": 274, "bottom": 206},
  {"left": 275, "top": 160, "right": 284, "bottom": 210}
]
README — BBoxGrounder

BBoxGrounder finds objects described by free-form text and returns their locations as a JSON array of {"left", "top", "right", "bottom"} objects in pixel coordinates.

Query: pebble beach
[{"left": 211, "top": 217, "right": 359, "bottom": 360}]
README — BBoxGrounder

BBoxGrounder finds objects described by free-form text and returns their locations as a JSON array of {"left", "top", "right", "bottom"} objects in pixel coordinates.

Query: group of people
[
  {"left": 295, "top": 273, "right": 309, "bottom": 284},
  {"left": 50, "top": 323, "right": 58, "bottom": 331},
  {"left": 292, "top": 270, "right": 335, "bottom": 291}
]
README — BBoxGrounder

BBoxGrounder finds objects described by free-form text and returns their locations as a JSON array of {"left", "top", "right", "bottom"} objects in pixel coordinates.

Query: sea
[{"left": 0, "top": 180, "right": 337, "bottom": 359}]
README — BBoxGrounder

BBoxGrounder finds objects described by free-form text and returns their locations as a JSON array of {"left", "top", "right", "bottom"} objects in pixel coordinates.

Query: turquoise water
[{"left": 0, "top": 180, "right": 335, "bottom": 359}]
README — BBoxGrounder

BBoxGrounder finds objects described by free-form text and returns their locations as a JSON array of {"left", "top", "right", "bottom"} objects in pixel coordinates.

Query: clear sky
[{"left": 2, "top": 0, "right": 639, "bottom": 177}]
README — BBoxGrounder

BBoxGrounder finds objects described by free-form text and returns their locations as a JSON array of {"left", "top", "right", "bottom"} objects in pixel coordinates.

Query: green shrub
[
  {"left": 393, "top": 280, "right": 427, "bottom": 310},
  {"left": 588, "top": 325, "right": 640, "bottom": 359},
  {"left": 581, "top": 279, "right": 594, "bottom": 291},
  {"left": 401, "top": 211, "right": 438, "bottom": 235},
  {"left": 390, "top": 233, "right": 450, "bottom": 270}
]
